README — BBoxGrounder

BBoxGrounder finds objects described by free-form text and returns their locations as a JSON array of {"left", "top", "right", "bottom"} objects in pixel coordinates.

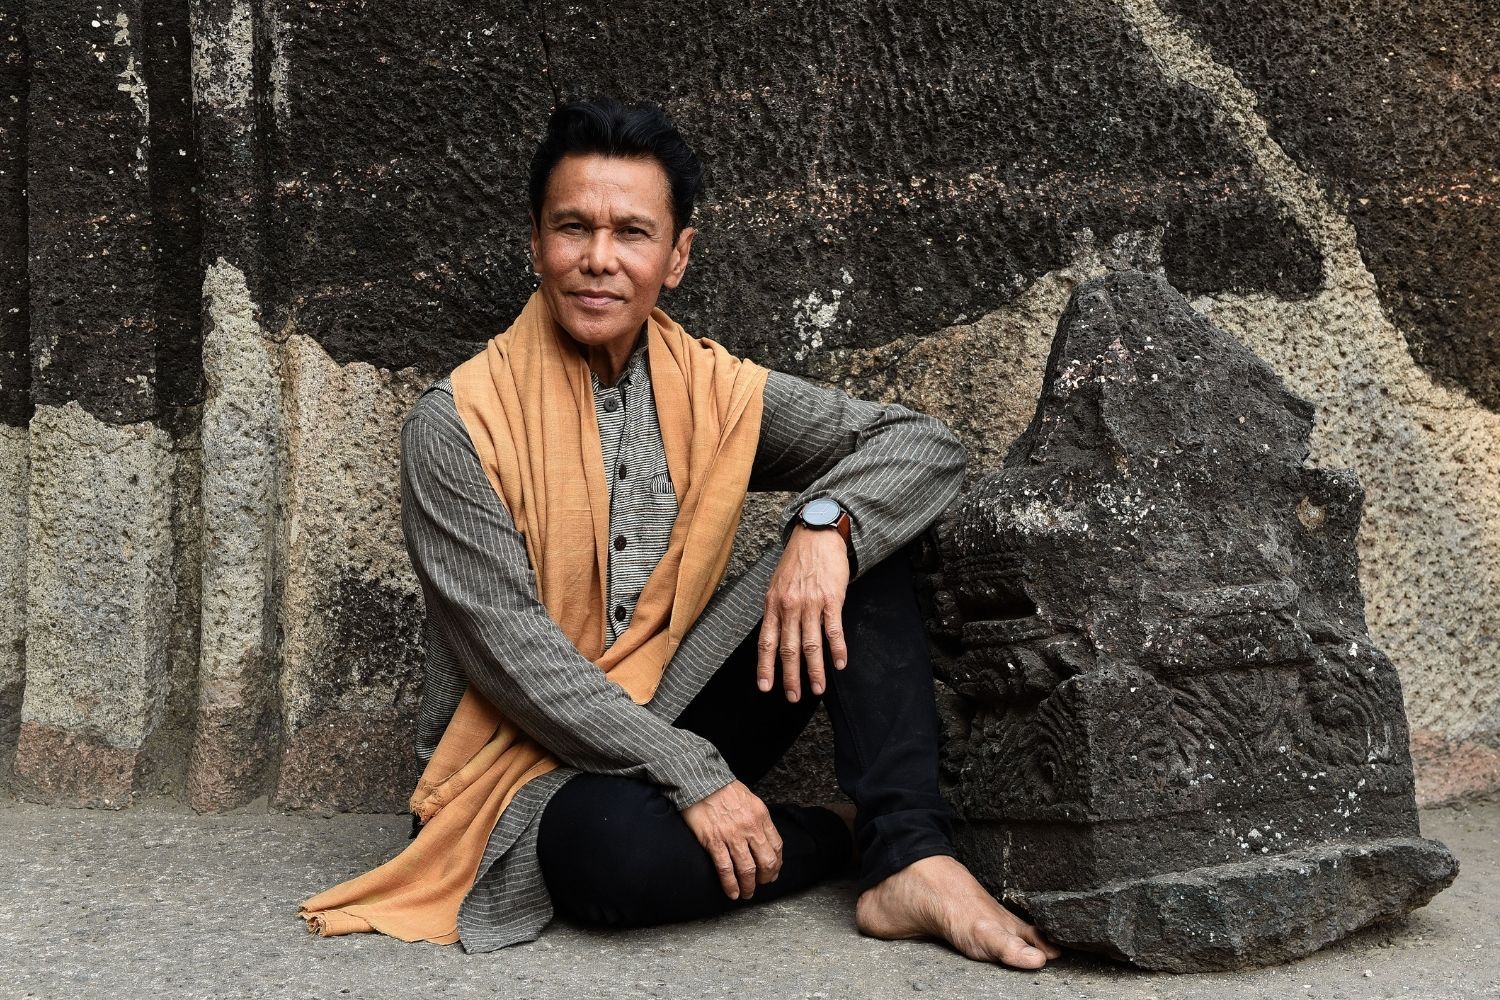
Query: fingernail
[
  {"left": 787, "top": 692, "right": 799, "bottom": 702},
  {"left": 757, "top": 678, "right": 770, "bottom": 692},
  {"left": 811, "top": 683, "right": 823, "bottom": 695},
  {"left": 835, "top": 660, "right": 846, "bottom": 670}
]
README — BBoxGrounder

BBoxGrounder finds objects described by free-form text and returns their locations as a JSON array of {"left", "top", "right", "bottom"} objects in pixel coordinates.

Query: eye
[
  {"left": 559, "top": 221, "right": 585, "bottom": 233},
  {"left": 623, "top": 227, "right": 646, "bottom": 237}
]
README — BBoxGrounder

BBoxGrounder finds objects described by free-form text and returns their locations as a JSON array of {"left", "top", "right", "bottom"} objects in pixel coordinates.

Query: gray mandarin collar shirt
[
  {"left": 586, "top": 335, "right": 668, "bottom": 649},
  {"left": 399, "top": 339, "right": 966, "bottom": 952}
]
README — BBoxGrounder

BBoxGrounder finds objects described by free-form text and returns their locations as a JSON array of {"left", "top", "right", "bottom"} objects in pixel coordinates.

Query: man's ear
[
  {"left": 528, "top": 212, "right": 541, "bottom": 273},
  {"left": 663, "top": 226, "right": 696, "bottom": 290}
]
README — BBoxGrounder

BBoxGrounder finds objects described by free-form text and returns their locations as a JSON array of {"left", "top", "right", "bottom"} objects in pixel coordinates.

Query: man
[{"left": 303, "top": 96, "right": 1060, "bottom": 970}]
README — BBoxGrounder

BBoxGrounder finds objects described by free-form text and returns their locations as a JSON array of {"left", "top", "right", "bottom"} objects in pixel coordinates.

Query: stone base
[
  {"left": 1011, "top": 836, "right": 1460, "bottom": 972},
  {"left": 1411, "top": 729, "right": 1500, "bottom": 807},
  {"left": 13, "top": 722, "right": 142, "bottom": 808},
  {"left": 186, "top": 704, "right": 278, "bottom": 813},
  {"left": 272, "top": 712, "right": 420, "bottom": 814}
]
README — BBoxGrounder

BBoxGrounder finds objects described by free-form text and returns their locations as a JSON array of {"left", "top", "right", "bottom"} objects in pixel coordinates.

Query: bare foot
[{"left": 855, "top": 855, "right": 1063, "bottom": 970}]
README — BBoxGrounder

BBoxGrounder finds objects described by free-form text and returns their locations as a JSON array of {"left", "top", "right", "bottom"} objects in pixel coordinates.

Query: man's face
[{"left": 530, "top": 152, "right": 695, "bottom": 354}]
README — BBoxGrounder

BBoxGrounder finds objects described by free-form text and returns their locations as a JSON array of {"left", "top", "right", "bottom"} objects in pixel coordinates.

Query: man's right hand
[{"left": 680, "top": 779, "right": 784, "bottom": 900}]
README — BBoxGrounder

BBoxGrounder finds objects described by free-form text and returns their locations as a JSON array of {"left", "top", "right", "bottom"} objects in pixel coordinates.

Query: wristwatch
[{"left": 797, "top": 497, "right": 853, "bottom": 560}]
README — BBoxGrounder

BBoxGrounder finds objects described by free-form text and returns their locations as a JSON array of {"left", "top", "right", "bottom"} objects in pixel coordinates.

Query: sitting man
[{"left": 300, "top": 95, "right": 1060, "bottom": 971}]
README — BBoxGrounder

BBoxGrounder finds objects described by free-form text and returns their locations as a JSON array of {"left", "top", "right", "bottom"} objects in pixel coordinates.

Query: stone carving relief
[{"left": 928, "top": 269, "right": 1457, "bottom": 971}]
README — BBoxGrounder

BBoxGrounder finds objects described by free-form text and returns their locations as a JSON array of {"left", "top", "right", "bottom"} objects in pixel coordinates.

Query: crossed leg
[
  {"left": 536, "top": 579, "right": 851, "bottom": 926},
  {"left": 535, "top": 544, "right": 1061, "bottom": 968}
]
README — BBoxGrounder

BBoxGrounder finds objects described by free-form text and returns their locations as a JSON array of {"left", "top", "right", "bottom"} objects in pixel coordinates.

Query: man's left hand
[{"left": 757, "top": 524, "right": 850, "bottom": 702}]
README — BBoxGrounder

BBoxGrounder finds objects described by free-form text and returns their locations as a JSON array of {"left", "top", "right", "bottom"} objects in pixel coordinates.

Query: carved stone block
[{"left": 931, "top": 269, "right": 1457, "bottom": 971}]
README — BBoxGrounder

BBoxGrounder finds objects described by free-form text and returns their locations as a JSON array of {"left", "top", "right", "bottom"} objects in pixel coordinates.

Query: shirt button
[
  {"left": 613, "top": 604, "right": 627, "bottom": 622},
  {"left": 614, "top": 534, "right": 627, "bottom": 551},
  {"left": 603, "top": 396, "right": 620, "bottom": 413},
  {"left": 618, "top": 462, "right": 627, "bottom": 479}
]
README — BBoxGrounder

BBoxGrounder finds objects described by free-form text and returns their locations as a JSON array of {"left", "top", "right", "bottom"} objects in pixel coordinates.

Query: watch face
[{"left": 802, "top": 497, "right": 842, "bottom": 526}]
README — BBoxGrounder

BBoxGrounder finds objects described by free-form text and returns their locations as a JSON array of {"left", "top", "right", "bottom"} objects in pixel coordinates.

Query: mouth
[{"left": 572, "top": 291, "right": 623, "bottom": 309}]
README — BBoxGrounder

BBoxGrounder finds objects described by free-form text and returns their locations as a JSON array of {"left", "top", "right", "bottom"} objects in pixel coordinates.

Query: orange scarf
[{"left": 298, "top": 289, "right": 768, "bottom": 943}]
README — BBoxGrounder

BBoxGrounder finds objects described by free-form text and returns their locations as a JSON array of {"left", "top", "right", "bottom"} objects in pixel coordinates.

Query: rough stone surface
[
  {"left": 537, "top": 1, "right": 1320, "bottom": 371},
  {"left": 1104, "top": 0, "right": 1500, "bottom": 776},
  {"left": 264, "top": 0, "right": 1322, "bottom": 381},
  {"left": 15, "top": 403, "right": 177, "bottom": 805},
  {"left": 274, "top": 710, "right": 420, "bottom": 816},
  {"left": 261, "top": 0, "right": 554, "bottom": 374},
  {"left": 188, "top": 260, "right": 282, "bottom": 812},
  {"left": 25, "top": 2, "right": 199, "bottom": 423},
  {"left": 132, "top": 403, "right": 204, "bottom": 804},
  {"left": 930, "top": 269, "right": 1458, "bottom": 969},
  {"left": 272, "top": 334, "right": 429, "bottom": 812},
  {"left": 1155, "top": 0, "right": 1500, "bottom": 412},
  {"left": 0, "top": 427, "right": 27, "bottom": 765},
  {"left": 191, "top": 0, "right": 270, "bottom": 327},
  {"left": 11, "top": 721, "right": 141, "bottom": 809},
  {"left": 1018, "top": 838, "right": 1457, "bottom": 973},
  {"left": 1410, "top": 730, "right": 1500, "bottom": 809},
  {"left": 0, "top": 8, "right": 29, "bottom": 428},
  {"left": 787, "top": 3, "right": 1500, "bottom": 811},
  {"left": 144, "top": 0, "right": 203, "bottom": 412}
]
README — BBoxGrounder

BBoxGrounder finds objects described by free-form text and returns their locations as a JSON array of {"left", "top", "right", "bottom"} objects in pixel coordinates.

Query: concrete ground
[{"left": 0, "top": 798, "right": 1494, "bottom": 1000}]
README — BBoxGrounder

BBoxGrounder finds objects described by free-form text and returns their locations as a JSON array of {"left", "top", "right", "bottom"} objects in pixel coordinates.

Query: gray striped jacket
[{"left": 399, "top": 346, "right": 966, "bottom": 952}]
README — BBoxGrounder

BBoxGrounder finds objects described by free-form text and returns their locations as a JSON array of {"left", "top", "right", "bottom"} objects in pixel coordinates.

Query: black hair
[{"left": 528, "top": 96, "right": 705, "bottom": 239}]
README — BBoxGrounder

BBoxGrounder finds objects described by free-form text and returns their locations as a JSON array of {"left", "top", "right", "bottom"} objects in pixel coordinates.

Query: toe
[
  {"left": 968, "top": 918, "right": 1048, "bottom": 969},
  {"left": 998, "top": 938, "right": 1049, "bottom": 970},
  {"left": 1021, "top": 926, "right": 1064, "bottom": 960}
]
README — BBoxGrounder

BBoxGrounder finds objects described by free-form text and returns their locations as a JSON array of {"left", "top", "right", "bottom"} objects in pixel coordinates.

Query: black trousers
[{"left": 536, "top": 543, "right": 957, "bottom": 927}]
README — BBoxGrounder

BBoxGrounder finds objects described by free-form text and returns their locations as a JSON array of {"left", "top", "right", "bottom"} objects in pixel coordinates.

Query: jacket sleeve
[
  {"left": 400, "top": 392, "right": 737, "bottom": 810},
  {"left": 751, "top": 369, "right": 969, "bottom": 579}
]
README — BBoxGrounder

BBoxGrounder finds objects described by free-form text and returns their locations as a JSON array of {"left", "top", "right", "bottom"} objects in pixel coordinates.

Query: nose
[{"left": 582, "top": 227, "right": 619, "bottom": 275}]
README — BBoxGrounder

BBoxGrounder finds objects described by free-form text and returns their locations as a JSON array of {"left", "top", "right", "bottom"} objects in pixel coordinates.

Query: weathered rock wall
[{"left": 1, "top": 1, "right": 1495, "bottom": 811}]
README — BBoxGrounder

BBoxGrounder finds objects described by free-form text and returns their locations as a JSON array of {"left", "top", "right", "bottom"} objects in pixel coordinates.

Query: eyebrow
[{"left": 545, "top": 207, "right": 659, "bottom": 230}]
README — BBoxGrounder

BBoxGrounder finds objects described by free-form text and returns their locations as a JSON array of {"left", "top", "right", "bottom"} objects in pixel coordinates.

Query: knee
[{"left": 537, "top": 774, "right": 681, "bottom": 926}]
